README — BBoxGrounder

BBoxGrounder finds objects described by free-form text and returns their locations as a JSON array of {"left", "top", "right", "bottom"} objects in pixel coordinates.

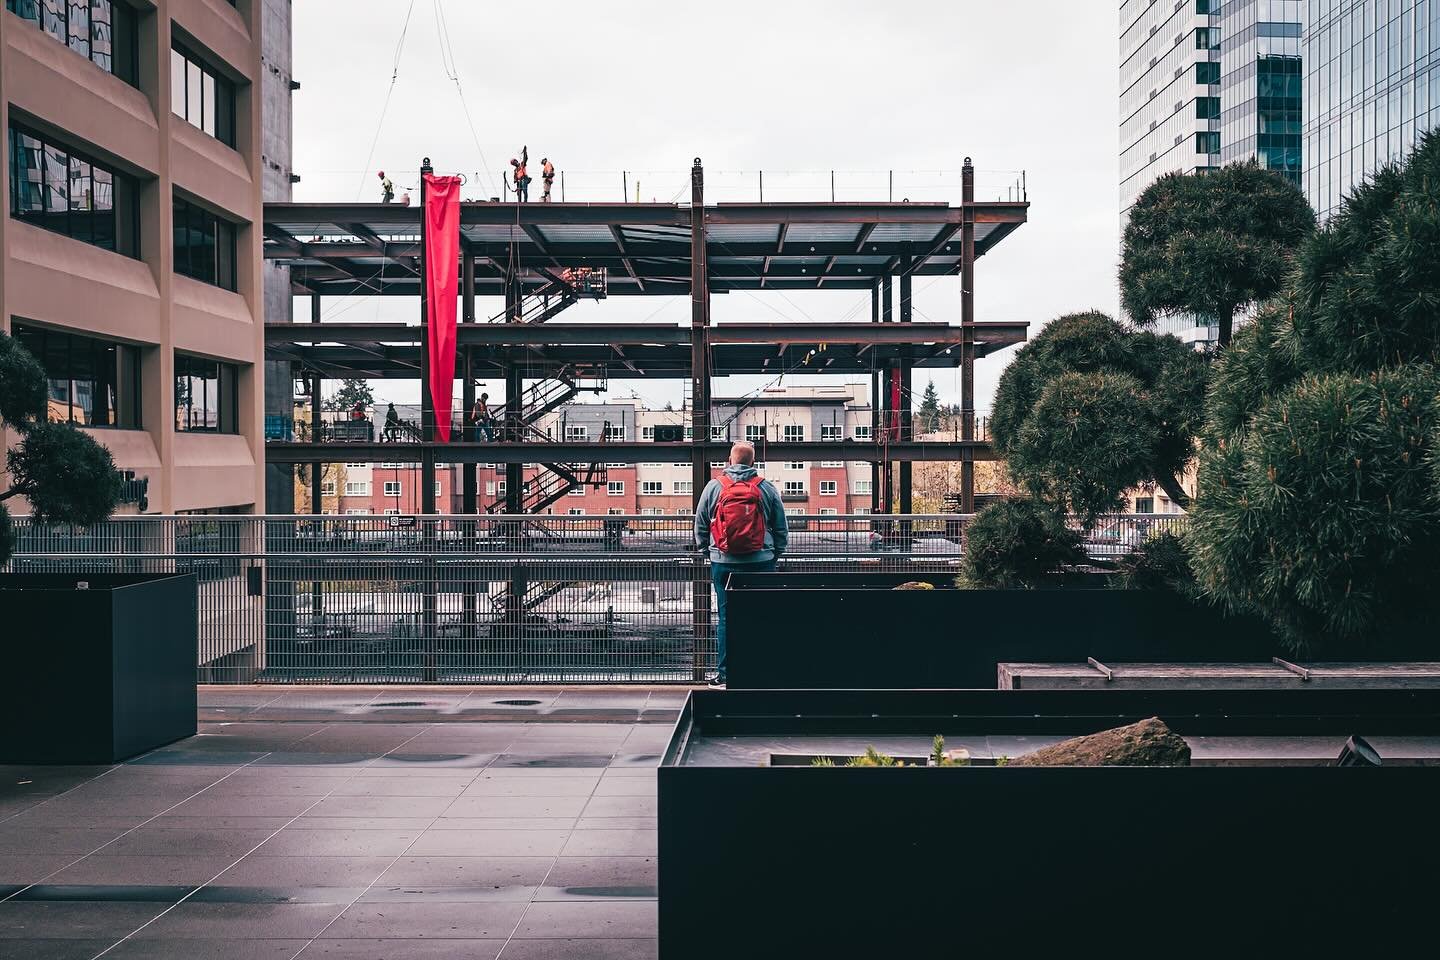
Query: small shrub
[
  {"left": 1114, "top": 531, "right": 1198, "bottom": 596},
  {"left": 957, "top": 498, "right": 1086, "bottom": 589}
]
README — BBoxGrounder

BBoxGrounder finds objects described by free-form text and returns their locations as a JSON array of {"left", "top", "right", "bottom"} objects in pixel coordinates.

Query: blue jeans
[{"left": 712, "top": 559, "right": 776, "bottom": 681}]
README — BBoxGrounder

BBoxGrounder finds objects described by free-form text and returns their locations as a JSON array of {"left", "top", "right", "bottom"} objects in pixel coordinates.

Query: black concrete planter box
[
  {"left": 724, "top": 572, "right": 1279, "bottom": 688},
  {"left": 659, "top": 688, "right": 1440, "bottom": 957},
  {"left": 0, "top": 573, "right": 198, "bottom": 763}
]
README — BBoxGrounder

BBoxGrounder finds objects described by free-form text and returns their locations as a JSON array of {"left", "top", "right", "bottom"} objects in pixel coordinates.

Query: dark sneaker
[{"left": 706, "top": 676, "right": 727, "bottom": 689}]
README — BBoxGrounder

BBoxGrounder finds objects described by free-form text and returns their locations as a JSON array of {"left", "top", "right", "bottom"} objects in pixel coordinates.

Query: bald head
[{"left": 729, "top": 442, "right": 755, "bottom": 465}]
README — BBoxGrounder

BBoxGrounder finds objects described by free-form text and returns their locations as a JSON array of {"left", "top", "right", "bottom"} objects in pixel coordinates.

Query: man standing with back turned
[{"left": 694, "top": 442, "right": 788, "bottom": 688}]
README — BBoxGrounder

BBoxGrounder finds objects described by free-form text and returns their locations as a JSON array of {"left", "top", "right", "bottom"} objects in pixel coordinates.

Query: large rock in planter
[{"left": 1011, "top": 717, "right": 1190, "bottom": 767}]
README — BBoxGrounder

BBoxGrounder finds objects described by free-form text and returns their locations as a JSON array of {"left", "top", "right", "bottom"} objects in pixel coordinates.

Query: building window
[
  {"left": 383, "top": 481, "right": 402, "bottom": 497},
  {"left": 6, "top": 0, "right": 139, "bottom": 84},
  {"left": 820, "top": 461, "right": 843, "bottom": 468},
  {"left": 710, "top": 425, "right": 727, "bottom": 440},
  {"left": 567, "top": 508, "right": 585, "bottom": 515},
  {"left": 786, "top": 507, "right": 806, "bottom": 517},
  {"left": 173, "top": 353, "right": 238, "bottom": 433},
  {"left": 603, "top": 424, "right": 624, "bottom": 441},
  {"left": 434, "top": 481, "right": 442, "bottom": 496},
  {"left": 640, "top": 507, "right": 662, "bottom": 516},
  {"left": 853, "top": 507, "right": 870, "bottom": 515},
  {"left": 320, "top": 480, "right": 336, "bottom": 496},
  {"left": 383, "top": 507, "right": 399, "bottom": 515},
  {"left": 497, "top": 480, "right": 506, "bottom": 495},
  {"left": 853, "top": 425, "right": 872, "bottom": 440},
  {"left": 744, "top": 424, "right": 764, "bottom": 442},
  {"left": 1195, "top": 96, "right": 1221, "bottom": 120},
  {"left": 753, "top": 462, "right": 766, "bottom": 472},
  {"left": 672, "top": 462, "right": 688, "bottom": 468},
  {"left": 684, "top": 427, "right": 694, "bottom": 439},
  {"left": 819, "top": 508, "right": 838, "bottom": 516},
  {"left": 820, "top": 424, "right": 842, "bottom": 441},
  {"left": 641, "top": 425, "right": 655, "bottom": 440},
  {"left": 1196, "top": 131, "right": 1220, "bottom": 155},
  {"left": 345, "top": 508, "right": 370, "bottom": 515},
  {"left": 565, "top": 424, "right": 589, "bottom": 441},
  {"left": 854, "top": 479, "right": 872, "bottom": 495},
  {"left": 569, "top": 485, "right": 585, "bottom": 496},
  {"left": 782, "top": 424, "right": 804, "bottom": 442},
  {"left": 12, "top": 324, "right": 141, "bottom": 429},
  {"left": 710, "top": 461, "right": 725, "bottom": 469},
  {"left": 344, "top": 481, "right": 370, "bottom": 497},
  {"left": 674, "top": 480, "right": 692, "bottom": 495},
  {"left": 485, "top": 481, "right": 496, "bottom": 496},
  {"left": 783, "top": 481, "right": 805, "bottom": 497},
  {"left": 607, "top": 481, "right": 624, "bottom": 496},
  {"left": 676, "top": 508, "right": 691, "bottom": 516},
  {"left": 641, "top": 462, "right": 662, "bottom": 468},
  {"left": 820, "top": 480, "right": 837, "bottom": 496},
  {"left": 8, "top": 124, "right": 141, "bottom": 257},
  {"left": 641, "top": 481, "right": 662, "bottom": 495},
  {"left": 786, "top": 462, "right": 804, "bottom": 471},
  {"left": 1196, "top": 62, "right": 1220, "bottom": 85},
  {"left": 1135, "top": 497, "right": 1155, "bottom": 513},
  {"left": 173, "top": 196, "right": 237, "bottom": 290},
  {"left": 345, "top": 462, "right": 367, "bottom": 468},
  {"left": 170, "top": 43, "right": 236, "bottom": 146}
]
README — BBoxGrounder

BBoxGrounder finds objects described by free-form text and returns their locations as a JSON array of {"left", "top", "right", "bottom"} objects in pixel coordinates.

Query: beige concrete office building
[{"left": 1, "top": 0, "right": 266, "bottom": 513}]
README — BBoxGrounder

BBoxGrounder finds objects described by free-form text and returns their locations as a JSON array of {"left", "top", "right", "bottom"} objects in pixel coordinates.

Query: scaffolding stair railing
[
  {"left": 488, "top": 268, "right": 609, "bottom": 324},
  {"left": 488, "top": 578, "right": 572, "bottom": 618},
  {"left": 482, "top": 419, "right": 612, "bottom": 515}
]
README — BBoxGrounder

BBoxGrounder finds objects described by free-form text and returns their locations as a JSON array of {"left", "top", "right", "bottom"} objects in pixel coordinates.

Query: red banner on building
[{"left": 423, "top": 173, "right": 461, "bottom": 442}]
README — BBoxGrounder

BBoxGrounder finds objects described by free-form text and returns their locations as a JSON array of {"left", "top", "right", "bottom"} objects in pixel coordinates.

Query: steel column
[
  {"left": 419, "top": 159, "right": 436, "bottom": 516},
  {"left": 689, "top": 158, "right": 712, "bottom": 682},
  {"left": 961, "top": 159, "right": 977, "bottom": 514},
  {"left": 899, "top": 244, "right": 913, "bottom": 512},
  {"left": 461, "top": 248, "right": 477, "bottom": 516},
  {"left": 869, "top": 282, "right": 880, "bottom": 514},
  {"left": 308, "top": 294, "right": 322, "bottom": 515}
]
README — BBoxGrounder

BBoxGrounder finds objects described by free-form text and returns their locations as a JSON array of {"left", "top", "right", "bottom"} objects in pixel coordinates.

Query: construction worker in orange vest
[
  {"left": 510, "top": 146, "right": 530, "bottom": 202},
  {"left": 540, "top": 157, "right": 555, "bottom": 202}
]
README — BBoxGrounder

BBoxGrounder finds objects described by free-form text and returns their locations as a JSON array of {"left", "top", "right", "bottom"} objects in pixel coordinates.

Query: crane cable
[{"left": 354, "top": 0, "right": 418, "bottom": 201}]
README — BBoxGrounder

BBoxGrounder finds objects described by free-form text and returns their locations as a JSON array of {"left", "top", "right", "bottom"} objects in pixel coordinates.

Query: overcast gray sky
[{"left": 292, "top": 0, "right": 1120, "bottom": 410}]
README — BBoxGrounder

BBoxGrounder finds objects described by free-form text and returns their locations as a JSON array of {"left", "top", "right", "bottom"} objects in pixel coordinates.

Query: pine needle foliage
[
  {"left": 1120, "top": 161, "right": 1315, "bottom": 345},
  {"left": 990, "top": 312, "right": 1207, "bottom": 523},
  {"left": 957, "top": 498, "right": 1086, "bottom": 589},
  {"left": 1189, "top": 131, "right": 1440, "bottom": 652}
]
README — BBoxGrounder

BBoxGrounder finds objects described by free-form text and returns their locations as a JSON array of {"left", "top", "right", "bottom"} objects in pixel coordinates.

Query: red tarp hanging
[{"left": 423, "top": 172, "right": 461, "bottom": 442}]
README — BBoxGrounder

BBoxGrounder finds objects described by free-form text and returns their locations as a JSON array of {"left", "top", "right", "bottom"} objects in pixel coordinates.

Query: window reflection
[
  {"left": 8, "top": 123, "right": 141, "bottom": 257},
  {"left": 174, "top": 353, "right": 239, "bottom": 433},
  {"left": 12, "top": 324, "right": 141, "bottom": 429}
]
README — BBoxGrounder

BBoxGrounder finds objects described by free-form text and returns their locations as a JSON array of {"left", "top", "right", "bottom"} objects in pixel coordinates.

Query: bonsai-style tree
[
  {"left": 957, "top": 498, "right": 1086, "bottom": 589},
  {"left": 989, "top": 311, "right": 1207, "bottom": 523},
  {"left": 0, "top": 332, "right": 123, "bottom": 565},
  {"left": 918, "top": 379, "right": 941, "bottom": 433},
  {"left": 324, "top": 377, "right": 375, "bottom": 414},
  {"left": 1187, "top": 132, "right": 1440, "bottom": 652},
  {"left": 1120, "top": 161, "right": 1315, "bottom": 346}
]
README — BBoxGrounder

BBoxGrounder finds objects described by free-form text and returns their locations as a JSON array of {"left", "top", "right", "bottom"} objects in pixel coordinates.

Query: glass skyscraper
[
  {"left": 1304, "top": 0, "right": 1440, "bottom": 220},
  {"left": 1120, "top": 0, "right": 1304, "bottom": 344}
]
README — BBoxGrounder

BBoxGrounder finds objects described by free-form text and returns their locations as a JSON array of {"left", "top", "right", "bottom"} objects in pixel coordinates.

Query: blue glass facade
[
  {"left": 1220, "top": 1, "right": 1305, "bottom": 184},
  {"left": 1304, "top": 0, "right": 1440, "bottom": 219}
]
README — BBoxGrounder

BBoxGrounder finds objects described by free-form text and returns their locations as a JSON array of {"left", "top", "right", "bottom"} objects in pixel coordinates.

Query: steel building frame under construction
[{"left": 261, "top": 158, "right": 1028, "bottom": 676}]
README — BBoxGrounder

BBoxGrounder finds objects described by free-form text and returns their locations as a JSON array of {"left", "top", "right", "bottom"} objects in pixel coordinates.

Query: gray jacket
[{"left": 694, "top": 464, "right": 789, "bottom": 564}]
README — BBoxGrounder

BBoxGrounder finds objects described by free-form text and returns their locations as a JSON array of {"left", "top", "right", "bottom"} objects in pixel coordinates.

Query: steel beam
[{"left": 264, "top": 439, "right": 997, "bottom": 465}]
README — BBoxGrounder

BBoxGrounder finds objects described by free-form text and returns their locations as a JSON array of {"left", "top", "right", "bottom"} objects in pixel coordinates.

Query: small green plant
[
  {"left": 956, "top": 498, "right": 1086, "bottom": 589},
  {"left": 846, "top": 746, "right": 900, "bottom": 767},
  {"left": 809, "top": 756, "right": 835, "bottom": 767}
]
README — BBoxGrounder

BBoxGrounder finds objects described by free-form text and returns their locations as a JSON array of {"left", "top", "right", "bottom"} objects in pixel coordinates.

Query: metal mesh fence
[{"left": 5, "top": 513, "right": 1187, "bottom": 684}]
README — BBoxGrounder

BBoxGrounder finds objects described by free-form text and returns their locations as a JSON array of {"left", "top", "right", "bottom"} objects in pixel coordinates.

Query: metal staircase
[{"left": 488, "top": 268, "right": 609, "bottom": 324}]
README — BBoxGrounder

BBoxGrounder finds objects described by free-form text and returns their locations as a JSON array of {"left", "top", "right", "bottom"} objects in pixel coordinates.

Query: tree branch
[{"left": 1155, "top": 473, "right": 1191, "bottom": 510}]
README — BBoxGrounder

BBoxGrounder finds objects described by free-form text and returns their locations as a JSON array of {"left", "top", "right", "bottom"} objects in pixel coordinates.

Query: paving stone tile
[
  {"left": 212, "top": 856, "right": 395, "bottom": 888},
  {"left": 320, "top": 901, "right": 526, "bottom": 939},
  {"left": 168, "top": 794, "right": 320, "bottom": 819},
  {"left": 253, "top": 829, "right": 420, "bottom": 858},
  {"left": 279, "top": 817, "right": 436, "bottom": 832},
  {"left": 542, "top": 857, "right": 657, "bottom": 889},
  {"left": 105, "top": 939, "right": 309, "bottom": 959},
  {"left": 497, "top": 939, "right": 657, "bottom": 959},
  {"left": 0, "top": 826, "right": 127, "bottom": 856},
  {"left": 0, "top": 856, "right": 80, "bottom": 885},
  {"left": 0, "top": 939, "right": 116, "bottom": 960},
  {"left": 326, "top": 778, "right": 476, "bottom": 797},
  {"left": 138, "top": 902, "right": 349, "bottom": 940},
  {"left": 299, "top": 796, "right": 452, "bottom": 819},
  {"left": 442, "top": 797, "right": 589, "bottom": 819},
  {"left": 581, "top": 796, "right": 656, "bottom": 818},
  {"left": 575, "top": 818, "right": 656, "bottom": 831},
  {"left": 99, "top": 827, "right": 276, "bottom": 859},
  {"left": 46, "top": 855, "right": 236, "bottom": 887},
  {"left": 359, "top": 885, "right": 537, "bottom": 903},
  {"left": 510, "top": 901, "right": 657, "bottom": 940},
  {"left": 406, "top": 830, "right": 570, "bottom": 858},
  {"left": 592, "top": 778, "right": 657, "bottom": 796},
  {"left": 298, "top": 938, "right": 503, "bottom": 958},
  {"left": 428, "top": 818, "right": 577, "bottom": 831},
  {"left": 147, "top": 816, "right": 296, "bottom": 832},
  {"left": 559, "top": 831, "right": 657, "bottom": 858},
  {"left": 0, "top": 901, "right": 169, "bottom": 939},
  {"left": 377, "top": 857, "right": 553, "bottom": 887},
  {"left": 461, "top": 778, "right": 602, "bottom": 798}
]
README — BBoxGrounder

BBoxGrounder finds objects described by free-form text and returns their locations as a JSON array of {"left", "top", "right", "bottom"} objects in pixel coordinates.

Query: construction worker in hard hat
[
  {"left": 541, "top": 157, "right": 555, "bottom": 202},
  {"left": 510, "top": 146, "right": 530, "bottom": 203},
  {"left": 378, "top": 171, "right": 394, "bottom": 203}
]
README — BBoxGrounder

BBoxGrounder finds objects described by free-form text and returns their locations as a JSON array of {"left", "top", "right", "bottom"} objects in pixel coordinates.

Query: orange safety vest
[{"left": 515, "top": 163, "right": 527, "bottom": 181}]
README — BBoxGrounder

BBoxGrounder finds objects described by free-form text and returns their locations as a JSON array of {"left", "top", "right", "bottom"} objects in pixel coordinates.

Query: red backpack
[{"left": 711, "top": 475, "right": 768, "bottom": 554}]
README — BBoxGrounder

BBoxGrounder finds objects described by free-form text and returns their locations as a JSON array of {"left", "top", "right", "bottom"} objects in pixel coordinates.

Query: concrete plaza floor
[{"left": 0, "top": 685, "right": 687, "bottom": 960}]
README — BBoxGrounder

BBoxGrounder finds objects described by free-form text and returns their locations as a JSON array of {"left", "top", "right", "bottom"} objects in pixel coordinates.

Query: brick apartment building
[{"left": 326, "top": 384, "right": 876, "bottom": 517}]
